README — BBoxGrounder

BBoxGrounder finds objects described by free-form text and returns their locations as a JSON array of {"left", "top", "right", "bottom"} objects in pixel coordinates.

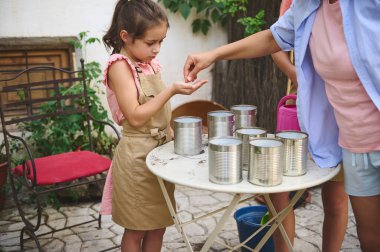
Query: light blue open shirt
[{"left": 270, "top": 0, "right": 380, "bottom": 168}]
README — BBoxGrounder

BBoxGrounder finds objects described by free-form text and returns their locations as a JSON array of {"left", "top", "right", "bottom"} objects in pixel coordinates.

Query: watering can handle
[{"left": 277, "top": 94, "right": 297, "bottom": 112}]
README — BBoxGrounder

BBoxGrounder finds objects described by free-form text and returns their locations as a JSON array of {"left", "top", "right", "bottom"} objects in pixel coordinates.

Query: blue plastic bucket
[{"left": 234, "top": 205, "right": 275, "bottom": 252}]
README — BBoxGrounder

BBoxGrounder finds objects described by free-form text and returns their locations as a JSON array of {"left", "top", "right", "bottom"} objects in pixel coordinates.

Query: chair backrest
[
  {"left": 170, "top": 100, "right": 227, "bottom": 129},
  {"left": 0, "top": 59, "right": 93, "bottom": 157}
]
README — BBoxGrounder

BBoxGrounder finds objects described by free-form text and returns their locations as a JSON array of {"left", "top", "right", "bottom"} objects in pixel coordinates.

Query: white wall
[{"left": 0, "top": 0, "right": 227, "bottom": 115}]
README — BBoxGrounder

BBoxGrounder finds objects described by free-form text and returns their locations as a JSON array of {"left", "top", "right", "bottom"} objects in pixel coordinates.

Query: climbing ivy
[{"left": 158, "top": 0, "right": 265, "bottom": 36}]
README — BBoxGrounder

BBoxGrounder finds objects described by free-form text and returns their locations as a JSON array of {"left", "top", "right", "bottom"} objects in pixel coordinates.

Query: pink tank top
[
  {"left": 309, "top": 0, "right": 380, "bottom": 153},
  {"left": 102, "top": 54, "right": 161, "bottom": 125}
]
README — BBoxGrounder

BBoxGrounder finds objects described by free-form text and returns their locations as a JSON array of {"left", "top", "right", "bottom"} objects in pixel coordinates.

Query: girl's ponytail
[{"left": 103, "top": 0, "right": 169, "bottom": 54}]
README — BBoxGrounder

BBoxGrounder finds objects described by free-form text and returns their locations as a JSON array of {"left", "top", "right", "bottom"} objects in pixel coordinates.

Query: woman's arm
[
  {"left": 109, "top": 61, "right": 207, "bottom": 128},
  {"left": 184, "top": 29, "right": 281, "bottom": 82},
  {"left": 271, "top": 51, "right": 297, "bottom": 86}
]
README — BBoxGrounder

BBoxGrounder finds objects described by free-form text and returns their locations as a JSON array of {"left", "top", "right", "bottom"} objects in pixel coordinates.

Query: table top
[{"left": 146, "top": 140, "right": 340, "bottom": 194}]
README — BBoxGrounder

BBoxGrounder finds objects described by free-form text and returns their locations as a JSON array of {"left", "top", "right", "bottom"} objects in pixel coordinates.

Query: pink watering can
[{"left": 276, "top": 94, "right": 301, "bottom": 132}]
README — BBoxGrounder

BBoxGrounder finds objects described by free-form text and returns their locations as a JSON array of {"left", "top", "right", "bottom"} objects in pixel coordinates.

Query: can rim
[
  {"left": 209, "top": 136, "right": 242, "bottom": 151},
  {"left": 249, "top": 137, "right": 283, "bottom": 148},
  {"left": 230, "top": 104, "right": 257, "bottom": 114},
  {"left": 174, "top": 116, "right": 202, "bottom": 128},
  {"left": 235, "top": 126, "right": 267, "bottom": 136},
  {"left": 275, "top": 130, "right": 309, "bottom": 140}
]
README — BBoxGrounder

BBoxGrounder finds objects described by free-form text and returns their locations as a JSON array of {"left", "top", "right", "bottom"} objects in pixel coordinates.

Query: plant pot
[
  {"left": 234, "top": 205, "right": 274, "bottom": 252},
  {"left": 0, "top": 161, "right": 8, "bottom": 211}
]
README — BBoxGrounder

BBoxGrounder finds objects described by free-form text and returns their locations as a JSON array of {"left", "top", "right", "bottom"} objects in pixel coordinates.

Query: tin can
[
  {"left": 275, "top": 131, "right": 308, "bottom": 176},
  {"left": 248, "top": 138, "right": 283, "bottom": 186},
  {"left": 207, "top": 110, "right": 234, "bottom": 139},
  {"left": 209, "top": 136, "right": 242, "bottom": 184},
  {"left": 235, "top": 127, "right": 267, "bottom": 170},
  {"left": 231, "top": 104, "right": 257, "bottom": 130},
  {"left": 174, "top": 116, "right": 202, "bottom": 156}
]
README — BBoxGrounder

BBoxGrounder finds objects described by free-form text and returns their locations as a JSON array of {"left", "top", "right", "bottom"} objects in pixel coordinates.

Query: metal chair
[
  {"left": 171, "top": 100, "right": 227, "bottom": 133},
  {"left": 0, "top": 59, "right": 120, "bottom": 251}
]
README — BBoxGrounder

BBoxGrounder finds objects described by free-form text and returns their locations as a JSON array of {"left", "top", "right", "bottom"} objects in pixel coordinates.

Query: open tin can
[
  {"left": 207, "top": 110, "right": 234, "bottom": 139},
  {"left": 275, "top": 131, "right": 308, "bottom": 176},
  {"left": 209, "top": 136, "right": 242, "bottom": 184},
  {"left": 235, "top": 127, "right": 267, "bottom": 170},
  {"left": 231, "top": 104, "right": 257, "bottom": 130},
  {"left": 174, "top": 116, "right": 202, "bottom": 156},
  {"left": 248, "top": 138, "right": 283, "bottom": 186}
]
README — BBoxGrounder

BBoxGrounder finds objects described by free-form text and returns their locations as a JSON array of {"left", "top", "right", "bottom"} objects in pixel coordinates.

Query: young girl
[{"left": 101, "top": 0, "right": 206, "bottom": 251}]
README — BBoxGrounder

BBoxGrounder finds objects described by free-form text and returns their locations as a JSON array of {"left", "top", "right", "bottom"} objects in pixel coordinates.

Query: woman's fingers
[{"left": 183, "top": 56, "right": 197, "bottom": 82}]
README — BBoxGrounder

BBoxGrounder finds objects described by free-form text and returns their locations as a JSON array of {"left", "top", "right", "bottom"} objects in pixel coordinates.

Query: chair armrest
[
  {"left": 87, "top": 113, "right": 120, "bottom": 159},
  {"left": 5, "top": 131, "right": 37, "bottom": 188},
  {"left": 87, "top": 113, "right": 121, "bottom": 140}
]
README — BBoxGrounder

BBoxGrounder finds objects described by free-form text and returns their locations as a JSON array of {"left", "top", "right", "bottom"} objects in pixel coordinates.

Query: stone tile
[
  {"left": 183, "top": 222, "right": 205, "bottom": 236},
  {"left": 64, "top": 242, "right": 82, "bottom": 252},
  {"left": 66, "top": 216, "right": 94, "bottom": 227},
  {"left": 294, "top": 237, "right": 320, "bottom": 252},
  {"left": 77, "top": 228, "right": 115, "bottom": 242},
  {"left": 189, "top": 195, "right": 219, "bottom": 206},
  {"left": 211, "top": 192, "right": 234, "bottom": 202},
  {"left": 109, "top": 224, "right": 123, "bottom": 235},
  {"left": 0, "top": 230, "right": 20, "bottom": 241},
  {"left": 47, "top": 218, "right": 67, "bottom": 230},
  {"left": 61, "top": 206, "right": 96, "bottom": 217},
  {"left": 39, "top": 239, "right": 65, "bottom": 252},
  {"left": 81, "top": 239, "right": 115, "bottom": 252}
]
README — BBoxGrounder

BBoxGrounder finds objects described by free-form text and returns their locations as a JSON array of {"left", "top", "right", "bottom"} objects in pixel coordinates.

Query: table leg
[
  {"left": 200, "top": 193, "right": 242, "bottom": 252},
  {"left": 157, "top": 177, "right": 193, "bottom": 252},
  {"left": 255, "top": 189, "right": 306, "bottom": 252}
]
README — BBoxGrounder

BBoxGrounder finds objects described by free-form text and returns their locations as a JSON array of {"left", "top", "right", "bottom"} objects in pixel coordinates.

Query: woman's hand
[
  {"left": 170, "top": 79, "right": 208, "bottom": 95},
  {"left": 183, "top": 51, "right": 217, "bottom": 82}
]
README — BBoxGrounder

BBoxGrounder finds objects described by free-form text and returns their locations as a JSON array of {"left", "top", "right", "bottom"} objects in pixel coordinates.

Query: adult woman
[{"left": 184, "top": 1, "right": 380, "bottom": 251}]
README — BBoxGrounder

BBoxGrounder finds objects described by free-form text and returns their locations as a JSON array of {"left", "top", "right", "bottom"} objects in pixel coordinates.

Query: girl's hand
[
  {"left": 183, "top": 51, "right": 216, "bottom": 82},
  {"left": 170, "top": 79, "right": 208, "bottom": 95}
]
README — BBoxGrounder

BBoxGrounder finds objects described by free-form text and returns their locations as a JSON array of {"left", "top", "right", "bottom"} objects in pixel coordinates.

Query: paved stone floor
[{"left": 0, "top": 185, "right": 360, "bottom": 252}]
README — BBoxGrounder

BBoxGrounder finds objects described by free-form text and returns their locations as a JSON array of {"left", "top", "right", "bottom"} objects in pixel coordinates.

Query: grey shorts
[{"left": 342, "top": 149, "right": 380, "bottom": 197}]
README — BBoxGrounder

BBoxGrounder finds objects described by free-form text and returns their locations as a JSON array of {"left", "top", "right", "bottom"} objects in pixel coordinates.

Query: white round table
[{"left": 146, "top": 140, "right": 340, "bottom": 252}]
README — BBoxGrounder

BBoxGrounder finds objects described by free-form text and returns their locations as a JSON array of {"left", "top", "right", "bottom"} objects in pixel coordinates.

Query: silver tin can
[
  {"left": 235, "top": 127, "right": 267, "bottom": 170},
  {"left": 275, "top": 131, "right": 308, "bottom": 176},
  {"left": 207, "top": 110, "right": 234, "bottom": 139},
  {"left": 209, "top": 136, "right": 242, "bottom": 184},
  {"left": 248, "top": 138, "right": 283, "bottom": 186},
  {"left": 174, "top": 116, "right": 202, "bottom": 156},
  {"left": 231, "top": 104, "right": 257, "bottom": 130}
]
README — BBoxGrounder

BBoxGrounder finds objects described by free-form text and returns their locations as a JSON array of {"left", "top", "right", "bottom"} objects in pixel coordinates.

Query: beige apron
[{"left": 112, "top": 64, "right": 175, "bottom": 230}]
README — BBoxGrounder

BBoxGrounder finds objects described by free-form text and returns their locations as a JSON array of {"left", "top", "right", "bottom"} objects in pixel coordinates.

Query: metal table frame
[{"left": 146, "top": 140, "right": 340, "bottom": 252}]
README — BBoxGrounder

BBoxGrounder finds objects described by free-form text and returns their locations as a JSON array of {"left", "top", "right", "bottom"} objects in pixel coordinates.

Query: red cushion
[{"left": 13, "top": 151, "right": 111, "bottom": 186}]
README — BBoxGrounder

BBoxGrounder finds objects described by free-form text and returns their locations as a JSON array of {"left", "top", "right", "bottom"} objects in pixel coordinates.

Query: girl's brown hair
[{"left": 103, "top": 0, "right": 169, "bottom": 54}]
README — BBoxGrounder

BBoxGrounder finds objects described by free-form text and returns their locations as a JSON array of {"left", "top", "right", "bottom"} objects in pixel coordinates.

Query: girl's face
[{"left": 123, "top": 22, "right": 168, "bottom": 63}]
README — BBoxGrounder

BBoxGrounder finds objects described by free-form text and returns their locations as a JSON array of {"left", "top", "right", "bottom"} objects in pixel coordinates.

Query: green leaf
[
  {"left": 85, "top": 38, "right": 100, "bottom": 44},
  {"left": 192, "top": 19, "right": 202, "bottom": 34},
  {"left": 211, "top": 8, "right": 220, "bottom": 23},
  {"left": 179, "top": 3, "right": 191, "bottom": 19},
  {"left": 162, "top": 0, "right": 171, "bottom": 8},
  {"left": 200, "top": 19, "right": 211, "bottom": 35}
]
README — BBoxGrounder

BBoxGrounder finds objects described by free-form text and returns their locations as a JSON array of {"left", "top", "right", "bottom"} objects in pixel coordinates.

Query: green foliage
[
  {"left": 158, "top": 0, "right": 265, "bottom": 36},
  {"left": 238, "top": 10, "right": 266, "bottom": 37},
  {"left": 0, "top": 143, "right": 6, "bottom": 163},
  {"left": 17, "top": 31, "right": 116, "bottom": 159}
]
